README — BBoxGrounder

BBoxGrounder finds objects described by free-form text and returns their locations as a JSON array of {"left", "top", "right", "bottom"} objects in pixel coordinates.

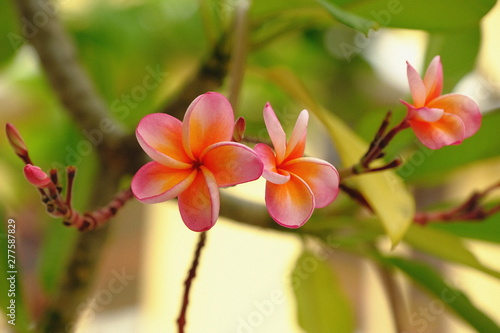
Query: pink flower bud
[
  {"left": 233, "top": 116, "right": 246, "bottom": 142},
  {"left": 5, "top": 123, "right": 28, "bottom": 157},
  {"left": 24, "top": 164, "right": 52, "bottom": 188}
]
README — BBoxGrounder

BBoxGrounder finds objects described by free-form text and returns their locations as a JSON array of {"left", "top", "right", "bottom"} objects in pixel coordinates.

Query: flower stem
[
  {"left": 339, "top": 112, "right": 409, "bottom": 179},
  {"left": 228, "top": 0, "right": 250, "bottom": 110},
  {"left": 177, "top": 231, "right": 208, "bottom": 333},
  {"left": 376, "top": 263, "right": 409, "bottom": 332}
]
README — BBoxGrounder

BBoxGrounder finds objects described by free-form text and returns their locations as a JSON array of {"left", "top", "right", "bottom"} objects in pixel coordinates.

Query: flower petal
[
  {"left": 406, "top": 61, "right": 426, "bottom": 108},
  {"left": 423, "top": 55, "right": 443, "bottom": 103},
  {"left": 282, "top": 157, "right": 340, "bottom": 208},
  {"left": 136, "top": 113, "right": 192, "bottom": 169},
  {"left": 131, "top": 161, "right": 196, "bottom": 204},
  {"left": 183, "top": 92, "right": 234, "bottom": 160},
  {"left": 284, "top": 109, "right": 308, "bottom": 162},
  {"left": 254, "top": 143, "right": 290, "bottom": 185},
  {"left": 201, "top": 141, "right": 263, "bottom": 187},
  {"left": 178, "top": 166, "right": 220, "bottom": 231},
  {"left": 265, "top": 175, "right": 314, "bottom": 228},
  {"left": 263, "top": 102, "right": 287, "bottom": 164},
  {"left": 427, "top": 93, "right": 481, "bottom": 138},
  {"left": 403, "top": 104, "right": 444, "bottom": 123},
  {"left": 409, "top": 113, "right": 465, "bottom": 149}
]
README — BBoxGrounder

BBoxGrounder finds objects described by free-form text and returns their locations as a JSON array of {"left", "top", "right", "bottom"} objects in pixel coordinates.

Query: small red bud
[
  {"left": 24, "top": 164, "right": 52, "bottom": 188},
  {"left": 5, "top": 123, "right": 28, "bottom": 157}
]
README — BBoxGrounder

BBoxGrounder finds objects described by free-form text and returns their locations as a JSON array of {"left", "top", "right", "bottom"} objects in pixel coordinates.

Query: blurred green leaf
[
  {"left": 316, "top": 0, "right": 379, "bottom": 35},
  {"left": 432, "top": 214, "right": 500, "bottom": 244},
  {"left": 0, "top": 217, "right": 32, "bottom": 332},
  {"left": 385, "top": 256, "right": 500, "bottom": 332},
  {"left": 343, "top": 0, "right": 495, "bottom": 31},
  {"left": 38, "top": 223, "right": 78, "bottom": 294},
  {"left": 400, "top": 110, "right": 500, "bottom": 183},
  {"left": 0, "top": 1, "right": 19, "bottom": 67},
  {"left": 260, "top": 67, "right": 415, "bottom": 246},
  {"left": 425, "top": 27, "right": 481, "bottom": 92},
  {"left": 251, "top": 0, "right": 319, "bottom": 16},
  {"left": 404, "top": 225, "right": 500, "bottom": 280},
  {"left": 292, "top": 250, "right": 354, "bottom": 333}
]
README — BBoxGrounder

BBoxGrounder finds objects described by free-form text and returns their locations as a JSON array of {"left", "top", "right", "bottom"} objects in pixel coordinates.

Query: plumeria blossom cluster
[
  {"left": 131, "top": 92, "right": 339, "bottom": 230},
  {"left": 7, "top": 56, "right": 484, "bottom": 233},
  {"left": 132, "top": 54, "right": 483, "bottom": 232}
]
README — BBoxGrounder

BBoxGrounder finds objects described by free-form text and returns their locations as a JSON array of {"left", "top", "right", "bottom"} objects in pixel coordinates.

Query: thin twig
[
  {"left": 177, "top": 231, "right": 208, "bottom": 333},
  {"left": 414, "top": 180, "right": 500, "bottom": 225}
]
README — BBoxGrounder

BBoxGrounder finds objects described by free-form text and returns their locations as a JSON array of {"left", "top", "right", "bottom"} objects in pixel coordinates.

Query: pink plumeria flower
[
  {"left": 254, "top": 103, "right": 340, "bottom": 228},
  {"left": 132, "top": 92, "right": 264, "bottom": 231},
  {"left": 24, "top": 164, "right": 51, "bottom": 188},
  {"left": 401, "top": 56, "right": 481, "bottom": 149}
]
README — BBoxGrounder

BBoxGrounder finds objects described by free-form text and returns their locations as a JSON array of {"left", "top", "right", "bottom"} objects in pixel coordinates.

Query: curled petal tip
[
  {"left": 24, "top": 164, "right": 51, "bottom": 188},
  {"left": 6, "top": 123, "right": 28, "bottom": 157}
]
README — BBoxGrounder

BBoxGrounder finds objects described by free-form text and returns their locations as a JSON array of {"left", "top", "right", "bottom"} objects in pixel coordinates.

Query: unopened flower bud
[
  {"left": 24, "top": 164, "right": 52, "bottom": 188},
  {"left": 233, "top": 116, "right": 246, "bottom": 142},
  {"left": 5, "top": 123, "right": 28, "bottom": 157}
]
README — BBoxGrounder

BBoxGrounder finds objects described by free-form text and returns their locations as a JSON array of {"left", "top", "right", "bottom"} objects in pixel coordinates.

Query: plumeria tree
[{"left": 2, "top": 0, "right": 500, "bottom": 332}]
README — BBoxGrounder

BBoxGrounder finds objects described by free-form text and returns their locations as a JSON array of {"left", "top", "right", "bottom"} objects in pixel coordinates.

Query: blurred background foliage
[{"left": 1, "top": 0, "right": 500, "bottom": 332}]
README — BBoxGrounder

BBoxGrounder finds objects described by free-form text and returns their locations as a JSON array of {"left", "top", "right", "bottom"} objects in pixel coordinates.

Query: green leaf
[
  {"left": 432, "top": 214, "right": 500, "bottom": 244},
  {"left": 0, "top": 1, "right": 20, "bottom": 67},
  {"left": 259, "top": 67, "right": 415, "bottom": 246},
  {"left": 38, "top": 222, "right": 78, "bottom": 294},
  {"left": 425, "top": 27, "right": 481, "bottom": 92},
  {"left": 385, "top": 256, "right": 500, "bottom": 333},
  {"left": 316, "top": 0, "right": 379, "bottom": 35},
  {"left": 404, "top": 225, "right": 500, "bottom": 280},
  {"left": 292, "top": 250, "right": 354, "bottom": 333},
  {"left": 342, "top": 0, "right": 496, "bottom": 31}
]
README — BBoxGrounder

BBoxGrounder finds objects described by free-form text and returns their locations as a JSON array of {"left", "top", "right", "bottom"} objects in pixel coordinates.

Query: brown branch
[
  {"left": 12, "top": 0, "right": 126, "bottom": 143},
  {"left": 414, "top": 181, "right": 500, "bottom": 225},
  {"left": 161, "top": 33, "right": 231, "bottom": 120},
  {"left": 177, "top": 231, "right": 207, "bottom": 333}
]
